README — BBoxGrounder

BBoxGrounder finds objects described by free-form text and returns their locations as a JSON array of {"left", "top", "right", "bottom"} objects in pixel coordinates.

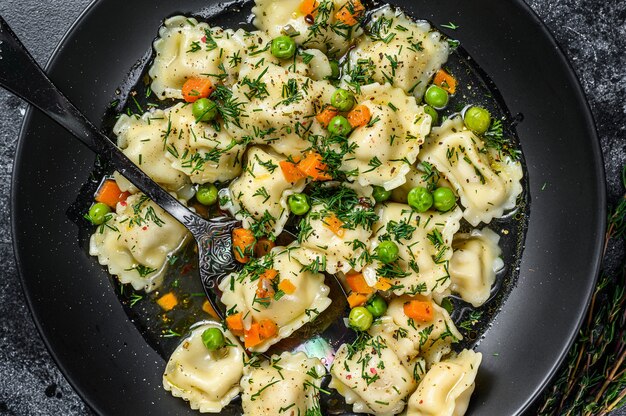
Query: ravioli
[
  {"left": 330, "top": 334, "right": 417, "bottom": 415},
  {"left": 363, "top": 202, "right": 462, "bottom": 297},
  {"left": 346, "top": 6, "right": 450, "bottom": 99},
  {"left": 420, "top": 116, "right": 523, "bottom": 226},
  {"left": 222, "top": 146, "right": 306, "bottom": 237},
  {"left": 241, "top": 351, "right": 326, "bottom": 415},
  {"left": 149, "top": 16, "right": 277, "bottom": 98},
  {"left": 369, "top": 295, "right": 462, "bottom": 367},
  {"left": 89, "top": 192, "right": 188, "bottom": 292},
  {"left": 292, "top": 198, "right": 374, "bottom": 274},
  {"left": 406, "top": 349, "right": 482, "bottom": 416},
  {"left": 163, "top": 322, "right": 246, "bottom": 413},
  {"left": 449, "top": 228, "right": 503, "bottom": 307},
  {"left": 226, "top": 62, "right": 335, "bottom": 157},
  {"left": 218, "top": 247, "right": 332, "bottom": 352},
  {"left": 338, "top": 83, "right": 432, "bottom": 190},
  {"left": 253, "top": 0, "right": 363, "bottom": 56}
]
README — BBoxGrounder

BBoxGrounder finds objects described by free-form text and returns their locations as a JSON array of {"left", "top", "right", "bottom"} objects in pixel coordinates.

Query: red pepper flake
[
  {"left": 370, "top": 368, "right": 377, "bottom": 374},
  {"left": 346, "top": 374, "right": 352, "bottom": 380},
  {"left": 120, "top": 201, "right": 127, "bottom": 207},
  {"left": 181, "top": 263, "right": 193, "bottom": 275},
  {"left": 201, "top": 35, "right": 207, "bottom": 43},
  {"left": 142, "top": 226, "right": 148, "bottom": 231}
]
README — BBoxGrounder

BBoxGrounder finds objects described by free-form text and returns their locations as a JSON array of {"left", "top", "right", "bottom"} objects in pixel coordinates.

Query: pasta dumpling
[
  {"left": 149, "top": 16, "right": 275, "bottom": 98},
  {"left": 218, "top": 247, "right": 332, "bottom": 352},
  {"left": 114, "top": 111, "right": 190, "bottom": 193},
  {"left": 346, "top": 6, "right": 449, "bottom": 99},
  {"left": 222, "top": 146, "right": 306, "bottom": 237},
  {"left": 280, "top": 48, "right": 333, "bottom": 81},
  {"left": 163, "top": 321, "right": 246, "bottom": 413},
  {"left": 363, "top": 202, "right": 462, "bottom": 296},
  {"left": 253, "top": 0, "right": 363, "bottom": 56},
  {"left": 370, "top": 295, "right": 462, "bottom": 367},
  {"left": 449, "top": 228, "right": 503, "bottom": 307},
  {"left": 330, "top": 334, "right": 417, "bottom": 416},
  {"left": 420, "top": 116, "right": 523, "bottom": 226},
  {"left": 89, "top": 192, "right": 188, "bottom": 292},
  {"left": 339, "top": 83, "right": 432, "bottom": 190},
  {"left": 292, "top": 198, "right": 374, "bottom": 274},
  {"left": 227, "top": 63, "right": 334, "bottom": 157},
  {"left": 241, "top": 351, "right": 326, "bottom": 415},
  {"left": 406, "top": 349, "right": 482, "bottom": 416}
]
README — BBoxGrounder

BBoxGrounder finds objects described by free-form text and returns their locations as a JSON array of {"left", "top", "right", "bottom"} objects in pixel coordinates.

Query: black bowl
[{"left": 12, "top": 0, "right": 605, "bottom": 414}]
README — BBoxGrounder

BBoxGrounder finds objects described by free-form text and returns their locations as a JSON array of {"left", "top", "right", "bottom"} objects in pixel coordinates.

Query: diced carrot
[
  {"left": 258, "top": 319, "right": 278, "bottom": 339},
  {"left": 156, "top": 292, "right": 178, "bottom": 311},
  {"left": 374, "top": 277, "right": 393, "bottom": 291},
  {"left": 315, "top": 105, "right": 339, "bottom": 128},
  {"left": 244, "top": 323, "right": 263, "bottom": 348},
  {"left": 323, "top": 213, "right": 345, "bottom": 237},
  {"left": 256, "top": 269, "right": 279, "bottom": 298},
  {"left": 255, "top": 237, "right": 276, "bottom": 257},
  {"left": 95, "top": 180, "right": 126, "bottom": 209},
  {"left": 299, "top": 0, "right": 318, "bottom": 16},
  {"left": 260, "top": 268, "right": 278, "bottom": 281},
  {"left": 335, "top": 0, "right": 365, "bottom": 26},
  {"left": 256, "top": 277, "right": 274, "bottom": 299},
  {"left": 347, "top": 104, "right": 371, "bottom": 128},
  {"left": 278, "top": 279, "right": 297, "bottom": 295},
  {"left": 348, "top": 292, "right": 368, "bottom": 308},
  {"left": 279, "top": 160, "right": 307, "bottom": 183},
  {"left": 403, "top": 300, "right": 434, "bottom": 322},
  {"left": 346, "top": 272, "right": 374, "bottom": 294},
  {"left": 182, "top": 77, "right": 215, "bottom": 103},
  {"left": 226, "top": 312, "right": 245, "bottom": 336},
  {"left": 297, "top": 152, "right": 332, "bottom": 181},
  {"left": 202, "top": 300, "right": 220, "bottom": 319},
  {"left": 433, "top": 69, "right": 457, "bottom": 94},
  {"left": 233, "top": 228, "right": 256, "bottom": 263}
]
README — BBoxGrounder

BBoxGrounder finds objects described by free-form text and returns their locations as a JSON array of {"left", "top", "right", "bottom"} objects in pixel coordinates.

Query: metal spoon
[
  {"left": 0, "top": 15, "right": 240, "bottom": 318},
  {"left": 0, "top": 16, "right": 354, "bottom": 359}
]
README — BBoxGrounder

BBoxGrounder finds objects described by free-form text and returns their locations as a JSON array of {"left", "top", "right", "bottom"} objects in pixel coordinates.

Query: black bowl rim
[{"left": 10, "top": 0, "right": 606, "bottom": 414}]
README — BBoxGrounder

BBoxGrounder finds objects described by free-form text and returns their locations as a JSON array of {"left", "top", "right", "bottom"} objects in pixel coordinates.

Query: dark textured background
[{"left": 0, "top": 0, "right": 624, "bottom": 415}]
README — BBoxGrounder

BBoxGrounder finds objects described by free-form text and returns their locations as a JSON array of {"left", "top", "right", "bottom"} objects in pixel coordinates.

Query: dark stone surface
[{"left": 0, "top": 0, "right": 624, "bottom": 415}]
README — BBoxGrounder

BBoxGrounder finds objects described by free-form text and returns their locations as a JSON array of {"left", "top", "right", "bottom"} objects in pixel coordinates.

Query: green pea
[
  {"left": 365, "top": 295, "right": 388, "bottom": 318},
  {"left": 464, "top": 106, "right": 491, "bottom": 135},
  {"left": 331, "top": 88, "right": 355, "bottom": 112},
  {"left": 288, "top": 193, "right": 310, "bottom": 215},
  {"left": 376, "top": 240, "right": 399, "bottom": 264},
  {"left": 433, "top": 187, "right": 456, "bottom": 212},
  {"left": 270, "top": 35, "right": 296, "bottom": 59},
  {"left": 407, "top": 186, "right": 433, "bottom": 212},
  {"left": 196, "top": 184, "right": 218, "bottom": 206},
  {"left": 349, "top": 306, "right": 373, "bottom": 331},
  {"left": 372, "top": 186, "right": 391, "bottom": 203},
  {"left": 423, "top": 105, "right": 439, "bottom": 125},
  {"left": 328, "top": 60, "right": 340, "bottom": 79},
  {"left": 201, "top": 327, "right": 225, "bottom": 351},
  {"left": 327, "top": 115, "right": 352, "bottom": 136},
  {"left": 424, "top": 85, "right": 449, "bottom": 110},
  {"left": 192, "top": 98, "right": 218, "bottom": 122},
  {"left": 87, "top": 202, "right": 111, "bottom": 225}
]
